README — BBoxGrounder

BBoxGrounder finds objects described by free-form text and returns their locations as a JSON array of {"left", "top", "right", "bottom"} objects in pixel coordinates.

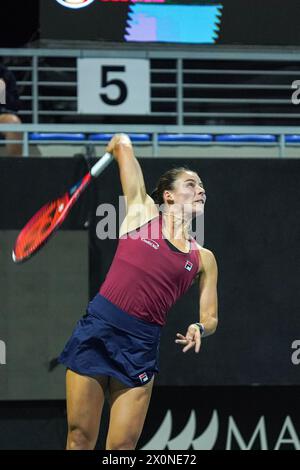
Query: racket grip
[{"left": 90, "top": 152, "right": 113, "bottom": 178}]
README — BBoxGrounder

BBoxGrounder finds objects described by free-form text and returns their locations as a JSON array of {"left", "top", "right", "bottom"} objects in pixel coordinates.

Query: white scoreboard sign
[{"left": 78, "top": 58, "right": 150, "bottom": 115}]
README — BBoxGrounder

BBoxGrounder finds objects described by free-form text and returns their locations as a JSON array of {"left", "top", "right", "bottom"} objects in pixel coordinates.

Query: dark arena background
[{"left": 0, "top": 0, "right": 300, "bottom": 454}]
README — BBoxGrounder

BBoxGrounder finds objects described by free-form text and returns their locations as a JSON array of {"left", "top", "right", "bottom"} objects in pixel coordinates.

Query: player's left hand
[{"left": 175, "top": 324, "right": 201, "bottom": 353}]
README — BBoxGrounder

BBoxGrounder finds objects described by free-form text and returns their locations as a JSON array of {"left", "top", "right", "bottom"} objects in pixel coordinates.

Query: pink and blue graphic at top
[
  {"left": 125, "top": 2, "right": 223, "bottom": 43},
  {"left": 54, "top": 1, "right": 223, "bottom": 44}
]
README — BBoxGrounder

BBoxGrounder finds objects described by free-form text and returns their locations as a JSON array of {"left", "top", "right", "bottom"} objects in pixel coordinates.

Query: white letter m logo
[{"left": 141, "top": 410, "right": 219, "bottom": 450}]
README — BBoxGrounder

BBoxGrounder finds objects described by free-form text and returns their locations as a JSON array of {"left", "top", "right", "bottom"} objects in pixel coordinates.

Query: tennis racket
[{"left": 12, "top": 152, "right": 113, "bottom": 264}]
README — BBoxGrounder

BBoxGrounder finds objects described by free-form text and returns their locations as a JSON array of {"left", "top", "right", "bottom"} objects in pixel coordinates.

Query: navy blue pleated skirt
[{"left": 58, "top": 294, "right": 162, "bottom": 388}]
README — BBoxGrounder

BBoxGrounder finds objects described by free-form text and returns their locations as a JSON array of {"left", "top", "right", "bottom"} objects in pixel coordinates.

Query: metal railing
[
  {"left": 1, "top": 123, "right": 300, "bottom": 157},
  {"left": 1, "top": 46, "right": 300, "bottom": 126}
]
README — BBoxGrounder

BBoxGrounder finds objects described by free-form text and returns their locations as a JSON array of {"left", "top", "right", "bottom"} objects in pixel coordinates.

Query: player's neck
[{"left": 161, "top": 212, "right": 191, "bottom": 242}]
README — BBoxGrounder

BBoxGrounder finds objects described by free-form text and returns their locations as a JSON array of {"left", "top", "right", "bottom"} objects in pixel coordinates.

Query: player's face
[{"left": 171, "top": 171, "right": 206, "bottom": 217}]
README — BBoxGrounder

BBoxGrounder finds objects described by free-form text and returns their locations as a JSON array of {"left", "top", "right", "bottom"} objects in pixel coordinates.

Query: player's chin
[{"left": 192, "top": 203, "right": 204, "bottom": 216}]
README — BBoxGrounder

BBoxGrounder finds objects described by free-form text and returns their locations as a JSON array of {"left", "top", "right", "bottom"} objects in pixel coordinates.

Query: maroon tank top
[{"left": 100, "top": 214, "right": 200, "bottom": 326}]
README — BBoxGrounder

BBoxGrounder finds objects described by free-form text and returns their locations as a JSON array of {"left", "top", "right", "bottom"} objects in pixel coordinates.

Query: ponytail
[{"left": 150, "top": 167, "right": 190, "bottom": 206}]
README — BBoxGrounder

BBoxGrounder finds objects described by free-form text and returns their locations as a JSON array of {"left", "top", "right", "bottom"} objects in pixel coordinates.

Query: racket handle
[{"left": 90, "top": 152, "right": 113, "bottom": 178}]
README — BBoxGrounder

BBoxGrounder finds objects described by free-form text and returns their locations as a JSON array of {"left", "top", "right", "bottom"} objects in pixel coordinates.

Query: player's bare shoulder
[
  {"left": 119, "top": 194, "right": 159, "bottom": 237},
  {"left": 196, "top": 244, "right": 217, "bottom": 274}
]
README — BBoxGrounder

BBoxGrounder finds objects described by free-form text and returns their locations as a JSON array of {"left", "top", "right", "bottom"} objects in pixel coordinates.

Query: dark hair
[{"left": 150, "top": 166, "right": 192, "bottom": 205}]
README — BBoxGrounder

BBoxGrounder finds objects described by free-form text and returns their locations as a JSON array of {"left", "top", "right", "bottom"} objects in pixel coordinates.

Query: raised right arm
[
  {"left": 107, "top": 134, "right": 158, "bottom": 235},
  {"left": 107, "top": 134, "right": 147, "bottom": 205}
]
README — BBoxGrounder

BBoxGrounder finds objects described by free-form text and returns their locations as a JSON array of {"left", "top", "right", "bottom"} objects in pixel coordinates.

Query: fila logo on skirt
[{"left": 139, "top": 372, "right": 149, "bottom": 384}]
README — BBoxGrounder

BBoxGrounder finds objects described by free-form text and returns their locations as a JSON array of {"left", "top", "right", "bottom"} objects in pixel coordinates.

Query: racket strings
[{"left": 14, "top": 195, "right": 69, "bottom": 260}]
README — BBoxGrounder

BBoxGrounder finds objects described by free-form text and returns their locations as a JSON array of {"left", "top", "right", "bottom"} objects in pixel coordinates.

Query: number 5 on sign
[{"left": 77, "top": 59, "right": 150, "bottom": 115}]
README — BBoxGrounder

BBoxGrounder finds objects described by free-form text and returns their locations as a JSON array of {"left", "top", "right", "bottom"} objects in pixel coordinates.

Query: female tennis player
[{"left": 59, "top": 133, "right": 218, "bottom": 450}]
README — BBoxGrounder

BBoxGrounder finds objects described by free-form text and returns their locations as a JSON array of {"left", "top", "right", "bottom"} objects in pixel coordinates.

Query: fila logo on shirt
[{"left": 185, "top": 261, "right": 193, "bottom": 272}]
